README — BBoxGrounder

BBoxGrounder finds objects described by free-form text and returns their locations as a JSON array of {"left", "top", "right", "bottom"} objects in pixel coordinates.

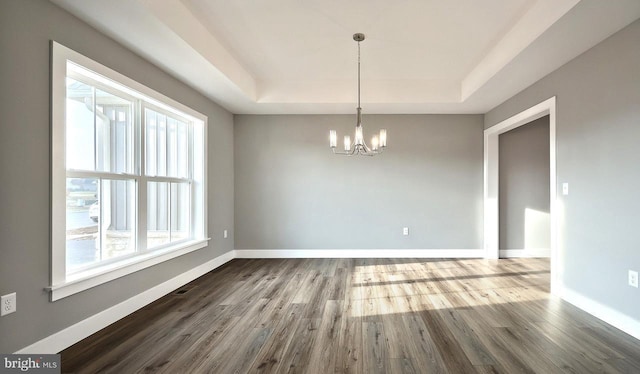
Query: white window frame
[{"left": 50, "top": 41, "right": 208, "bottom": 301}]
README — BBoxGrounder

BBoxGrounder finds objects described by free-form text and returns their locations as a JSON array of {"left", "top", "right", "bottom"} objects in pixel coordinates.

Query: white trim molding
[
  {"left": 234, "top": 249, "right": 484, "bottom": 259},
  {"left": 560, "top": 287, "right": 640, "bottom": 341},
  {"left": 483, "top": 96, "right": 558, "bottom": 293},
  {"left": 17, "top": 251, "right": 234, "bottom": 354}
]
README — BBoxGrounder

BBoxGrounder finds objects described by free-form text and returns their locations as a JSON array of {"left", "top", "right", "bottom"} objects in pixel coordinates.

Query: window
[{"left": 51, "top": 42, "right": 208, "bottom": 301}]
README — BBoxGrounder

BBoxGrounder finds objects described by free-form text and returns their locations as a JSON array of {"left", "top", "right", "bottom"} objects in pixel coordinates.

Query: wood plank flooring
[{"left": 60, "top": 258, "right": 640, "bottom": 373}]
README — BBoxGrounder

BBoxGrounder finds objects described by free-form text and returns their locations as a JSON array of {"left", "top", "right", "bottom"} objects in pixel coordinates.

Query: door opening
[
  {"left": 498, "top": 115, "right": 550, "bottom": 258},
  {"left": 484, "top": 97, "right": 558, "bottom": 294}
]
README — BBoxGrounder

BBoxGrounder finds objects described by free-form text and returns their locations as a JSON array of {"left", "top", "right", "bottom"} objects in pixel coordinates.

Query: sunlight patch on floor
[{"left": 347, "top": 259, "right": 550, "bottom": 318}]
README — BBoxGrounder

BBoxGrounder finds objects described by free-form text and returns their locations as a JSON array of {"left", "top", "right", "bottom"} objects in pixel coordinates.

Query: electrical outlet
[
  {"left": 223, "top": 230, "right": 228, "bottom": 239},
  {"left": 403, "top": 227, "right": 409, "bottom": 236},
  {"left": 1, "top": 293, "right": 16, "bottom": 316},
  {"left": 629, "top": 270, "right": 639, "bottom": 288}
]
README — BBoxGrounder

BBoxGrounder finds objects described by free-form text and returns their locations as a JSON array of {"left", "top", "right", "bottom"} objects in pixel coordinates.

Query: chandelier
[{"left": 330, "top": 33, "right": 387, "bottom": 156}]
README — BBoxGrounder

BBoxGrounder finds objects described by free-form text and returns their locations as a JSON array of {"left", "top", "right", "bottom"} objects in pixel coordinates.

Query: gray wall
[
  {"left": 486, "top": 19, "right": 640, "bottom": 321},
  {"left": 234, "top": 114, "right": 483, "bottom": 250},
  {"left": 499, "top": 116, "right": 550, "bottom": 251},
  {"left": 0, "top": 0, "right": 234, "bottom": 353}
]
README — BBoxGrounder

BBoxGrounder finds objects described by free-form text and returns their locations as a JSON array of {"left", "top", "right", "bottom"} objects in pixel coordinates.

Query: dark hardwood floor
[{"left": 61, "top": 258, "right": 640, "bottom": 373}]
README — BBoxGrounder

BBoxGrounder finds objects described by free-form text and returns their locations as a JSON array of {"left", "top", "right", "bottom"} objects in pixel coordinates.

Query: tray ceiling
[{"left": 51, "top": 0, "right": 640, "bottom": 114}]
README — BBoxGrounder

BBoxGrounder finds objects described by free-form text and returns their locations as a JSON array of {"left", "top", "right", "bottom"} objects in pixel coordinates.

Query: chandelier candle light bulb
[
  {"left": 329, "top": 33, "right": 387, "bottom": 156},
  {"left": 355, "top": 126, "right": 364, "bottom": 145}
]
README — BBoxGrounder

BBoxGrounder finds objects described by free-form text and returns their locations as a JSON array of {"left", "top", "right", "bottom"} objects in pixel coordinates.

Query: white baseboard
[
  {"left": 16, "top": 250, "right": 235, "bottom": 354},
  {"left": 560, "top": 287, "right": 640, "bottom": 340},
  {"left": 234, "top": 249, "right": 484, "bottom": 258},
  {"left": 499, "top": 249, "right": 551, "bottom": 258}
]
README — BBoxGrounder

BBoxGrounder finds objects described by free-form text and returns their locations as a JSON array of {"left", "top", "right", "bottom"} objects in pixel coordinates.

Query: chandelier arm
[
  {"left": 362, "top": 143, "right": 384, "bottom": 155},
  {"left": 363, "top": 149, "right": 382, "bottom": 156},
  {"left": 332, "top": 147, "right": 357, "bottom": 156},
  {"left": 356, "top": 148, "right": 378, "bottom": 156}
]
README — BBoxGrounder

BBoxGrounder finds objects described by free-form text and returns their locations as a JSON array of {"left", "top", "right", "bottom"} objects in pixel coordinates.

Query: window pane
[
  {"left": 167, "top": 117, "right": 177, "bottom": 177},
  {"left": 171, "top": 183, "right": 190, "bottom": 242},
  {"left": 145, "top": 110, "right": 157, "bottom": 176},
  {"left": 145, "top": 108, "right": 167, "bottom": 176},
  {"left": 178, "top": 121, "right": 189, "bottom": 178},
  {"left": 167, "top": 119, "right": 190, "bottom": 178},
  {"left": 148, "top": 181, "right": 170, "bottom": 248},
  {"left": 95, "top": 89, "right": 134, "bottom": 174},
  {"left": 66, "top": 178, "right": 136, "bottom": 273},
  {"left": 66, "top": 78, "right": 95, "bottom": 171},
  {"left": 100, "top": 179, "right": 136, "bottom": 261},
  {"left": 146, "top": 108, "right": 189, "bottom": 178},
  {"left": 158, "top": 114, "right": 167, "bottom": 176},
  {"left": 65, "top": 79, "right": 134, "bottom": 174},
  {"left": 66, "top": 177, "right": 99, "bottom": 271}
]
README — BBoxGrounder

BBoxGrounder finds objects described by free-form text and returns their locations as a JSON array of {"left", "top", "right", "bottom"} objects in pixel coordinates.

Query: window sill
[{"left": 48, "top": 238, "right": 210, "bottom": 301}]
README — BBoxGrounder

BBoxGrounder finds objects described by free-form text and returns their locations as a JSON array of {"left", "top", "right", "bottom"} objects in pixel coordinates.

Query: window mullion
[
  {"left": 168, "top": 182, "right": 172, "bottom": 243},
  {"left": 93, "top": 86, "right": 97, "bottom": 171},
  {"left": 98, "top": 179, "right": 103, "bottom": 262},
  {"left": 189, "top": 122, "right": 195, "bottom": 239},
  {"left": 138, "top": 101, "right": 147, "bottom": 252},
  {"left": 66, "top": 170, "right": 136, "bottom": 180}
]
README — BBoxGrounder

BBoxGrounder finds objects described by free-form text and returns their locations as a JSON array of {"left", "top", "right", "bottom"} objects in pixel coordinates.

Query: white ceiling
[{"left": 51, "top": 0, "right": 640, "bottom": 114}]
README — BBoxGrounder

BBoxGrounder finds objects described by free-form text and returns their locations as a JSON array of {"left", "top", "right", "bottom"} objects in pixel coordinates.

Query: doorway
[
  {"left": 483, "top": 97, "right": 558, "bottom": 294},
  {"left": 499, "top": 115, "right": 550, "bottom": 258}
]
